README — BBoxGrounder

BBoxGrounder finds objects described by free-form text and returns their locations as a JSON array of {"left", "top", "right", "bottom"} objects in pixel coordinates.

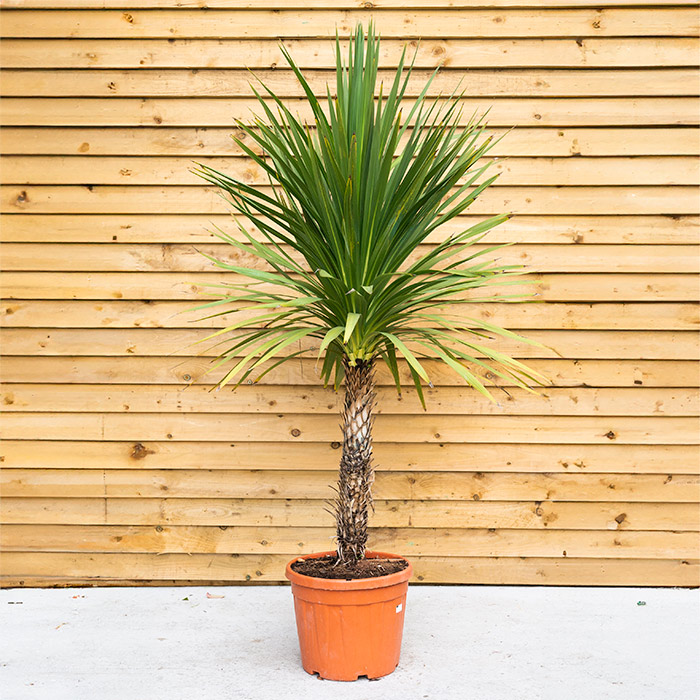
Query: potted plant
[{"left": 192, "top": 23, "right": 544, "bottom": 681}]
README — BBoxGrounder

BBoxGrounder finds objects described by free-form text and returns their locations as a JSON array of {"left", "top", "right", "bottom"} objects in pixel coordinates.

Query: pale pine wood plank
[
  {"left": 3, "top": 1, "right": 698, "bottom": 9},
  {"left": 2, "top": 272, "right": 697, "bottom": 302},
  {"left": 1, "top": 553, "right": 697, "bottom": 586},
  {"left": 1, "top": 357, "right": 693, "bottom": 388},
  {"left": 3, "top": 524, "right": 696, "bottom": 558},
  {"left": 2, "top": 97, "right": 697, "bottom": 127},
  {"left": 2, "top": 440, "right": 696, "bottom": 473},
  {"left": 2, "top": 214, "right": 697, "bottom": 244},
  {"left": 2, "top": 300, "right": 697, "bottom": 331},
  {"left": 2, "top": 242, "right": 697, "bottom": 272},
  {"left": 3, "top": 69, "right": 697, "bottom": 98},
  {"left": 2, "top": 38, "right": 698, "bottom": 69},
  {"left": 1, "top": 413, "right": 698, "bottom": 444},
  {"left": 2, "top": 328, "right": 698, "bottom": 362},
  {"left": 3, "top": 497, "right": 697, "bottom": 530},
  {"left": 4, "top": 185, "right": 697, "bottom": 216},
  {"left": 2, "top": 385, "right": 697, "bottom": 417},
  {"left": 2, "top": 468, "right": 697, "bottom": 500},
  {"left": 1, "top": 9, "right": 696, "bottom": 39},
  {"left": 3, "top": 128, "right": 696, "bottom": 157},
  {"left": 1, "top": 329, "right": 697, "bottom": 360},
  {"left": 3, "top": 155, "right": 697, "bottom": 186}
]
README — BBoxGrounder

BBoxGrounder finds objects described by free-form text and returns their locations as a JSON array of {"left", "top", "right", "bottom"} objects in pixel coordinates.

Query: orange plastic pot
[{"left": 285, "top": 550, "right": 412, "bottom": 681}]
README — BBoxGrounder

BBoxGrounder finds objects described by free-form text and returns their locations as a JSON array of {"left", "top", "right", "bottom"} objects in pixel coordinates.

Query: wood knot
[{"left": 130, "top": 442, "right": 154, "bottom": 460}]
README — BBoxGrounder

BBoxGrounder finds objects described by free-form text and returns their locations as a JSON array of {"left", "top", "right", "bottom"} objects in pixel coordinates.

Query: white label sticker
[{"left": 396, "top": 603, "right": 402, "bottom": 613}]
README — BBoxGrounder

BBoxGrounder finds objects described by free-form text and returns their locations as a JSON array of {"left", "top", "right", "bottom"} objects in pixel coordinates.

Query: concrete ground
[{"left": 1, "top": 586, "right": 698, "bottom": 700}]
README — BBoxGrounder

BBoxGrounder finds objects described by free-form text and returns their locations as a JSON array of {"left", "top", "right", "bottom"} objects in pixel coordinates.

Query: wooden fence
[{"left": 0, "top": 1, "right": 698, "bottom": 587}]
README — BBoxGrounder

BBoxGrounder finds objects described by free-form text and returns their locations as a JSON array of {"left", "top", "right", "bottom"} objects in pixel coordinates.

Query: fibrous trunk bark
[{"left": 334, "top": 357, "right": 376, "bottom": 566}]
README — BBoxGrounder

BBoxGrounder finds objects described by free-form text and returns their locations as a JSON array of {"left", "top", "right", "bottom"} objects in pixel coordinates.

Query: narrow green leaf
[
  {"left": 343, "top": 312, "right": 361, "bottom": 344},
  {"left": 381, "top": 332, "right": 430, "bottom": 382},
  {"left": 318, "top": 325, "right": 344, "bottom": 358}
]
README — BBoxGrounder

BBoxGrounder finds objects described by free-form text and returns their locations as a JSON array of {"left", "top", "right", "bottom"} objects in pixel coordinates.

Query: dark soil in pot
[{"left": 290, "top": 555, "right": 409, "bottom": 580}]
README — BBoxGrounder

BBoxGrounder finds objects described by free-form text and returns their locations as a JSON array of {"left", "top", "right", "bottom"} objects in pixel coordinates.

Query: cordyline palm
[{"left": 192, "top": 24, "right": 545, "bottom": 566}]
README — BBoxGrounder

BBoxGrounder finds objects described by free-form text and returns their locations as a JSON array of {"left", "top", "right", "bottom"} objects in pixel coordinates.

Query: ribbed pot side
[{"left": 285, "top": 551, "right": 413, "bottom": 681}]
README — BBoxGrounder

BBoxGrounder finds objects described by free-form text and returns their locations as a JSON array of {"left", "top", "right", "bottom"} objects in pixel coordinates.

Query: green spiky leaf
[{"left": 189, "top": 23, "right": 547, "bottom": 402}]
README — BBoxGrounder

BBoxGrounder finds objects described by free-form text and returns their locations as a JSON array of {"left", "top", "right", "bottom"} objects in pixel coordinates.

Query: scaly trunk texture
[{"left": 334, "top": 357, "right": 376, "bottom": 566}]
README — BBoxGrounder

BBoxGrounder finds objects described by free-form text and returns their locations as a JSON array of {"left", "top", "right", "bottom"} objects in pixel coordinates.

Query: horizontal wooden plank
[
  {"left": 2, "top": 38, "right": 698, "bottom": 69},
  {"left": 4, "top": 1, "right": 698, "bottom": 9},
  {"left": 4, "top": 69, "right": 698, "bottom": 98},
  {"left": 2, "top": 300, "right": 697, "bottom": 331},
  {"left": 4, "top": 185, "right": 697, "bottom": 216},
  {"left": 3, "top": 272, "right": 697, "bottom": 303},
  {"left": 2, "top": 440, "right": 697, "bottom": 474},
  {"left": 4, "top": 497, "right": 696, "bottom": 531},
  {"left": 2, "top": 469, "right": 697, "bottom": 500},
  {"left": 3, "top": 524, "right": 696, "bottom": 558},
  {"left": 2, "top": 329, "right": 697, "bottom": 361},
  {"left": 3, "top": 128, "right": 696, "bottom": 157},
  {"left": 3, "top": 97, "right": 698, "bottom": 127},
  {"left": 3, "top": 553, "right": 696, "bottom": 586},
  {"left": 2, "top": 9, "right": 696, "bottom": 39},
  {"left": 2, "top": 329, "right": 698, "bottom": 365},
  {"left": 2, "top": 9, "right": 697, "bottom": 39},
  {"left": 2, "top": 214, "right": 696, "bottom": 244},
  {"left": 2, "top": 242, "right": 697, "bottom": 272},
  {"left": 4, "top": 155, "right": 697, "bottom": 187},
  {"left": 1, "top": 1, "right": 697, "bottom": 591},
  {"left": 2, "top": 385, "right": 697, "bottom": 417},
  {"left": 2, "top": 358, "right": 693, "bottom": 390},
  {"left": 1, "top": 414, "right": 697, "bottom": 444}
]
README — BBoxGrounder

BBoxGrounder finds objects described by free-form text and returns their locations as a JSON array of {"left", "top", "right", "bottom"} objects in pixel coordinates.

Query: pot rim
[{"left": 285, "top": 550, "right": 413, "bottom": 591}]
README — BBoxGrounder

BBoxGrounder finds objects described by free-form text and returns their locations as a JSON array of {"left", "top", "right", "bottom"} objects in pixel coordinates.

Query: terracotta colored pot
[{"left": 285, "top": 550, "right": 412, "bottom": 681}]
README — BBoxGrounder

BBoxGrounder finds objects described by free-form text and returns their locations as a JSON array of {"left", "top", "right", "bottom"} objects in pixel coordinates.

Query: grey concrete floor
[{"left": 1, "top": 585, "right": 698, "bottom": 700}]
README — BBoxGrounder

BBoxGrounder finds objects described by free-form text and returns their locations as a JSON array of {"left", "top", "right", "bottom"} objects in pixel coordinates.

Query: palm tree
[{"left": 192, "top": 23, "right": 545, "bottom": 567}]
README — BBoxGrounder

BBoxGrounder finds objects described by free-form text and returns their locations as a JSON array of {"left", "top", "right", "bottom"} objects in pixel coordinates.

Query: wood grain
[{"left": 1, "top": 2, "right": 697, "bottom": 587}]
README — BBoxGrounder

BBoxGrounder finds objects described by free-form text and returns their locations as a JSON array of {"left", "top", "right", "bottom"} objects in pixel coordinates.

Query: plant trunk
[{"left": 334, "top": 357, "right": 376, "bottom": 566}]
